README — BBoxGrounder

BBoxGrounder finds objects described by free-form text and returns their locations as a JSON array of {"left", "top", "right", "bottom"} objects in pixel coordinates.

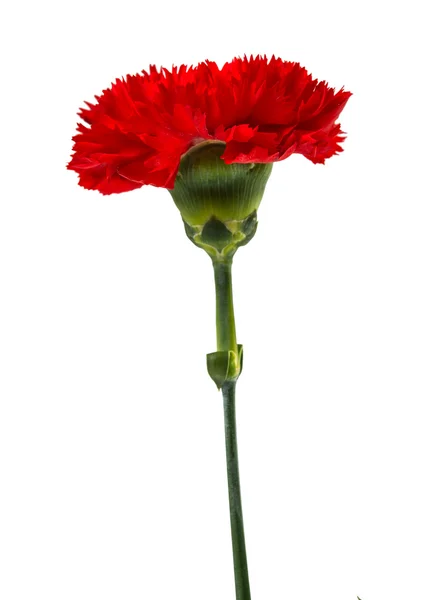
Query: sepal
[
  {"left": 183, "top": 211, "right": 258, "bottom": 259},
  {"left": 169, "top": 141, "right": 271, "bottom": 258}
]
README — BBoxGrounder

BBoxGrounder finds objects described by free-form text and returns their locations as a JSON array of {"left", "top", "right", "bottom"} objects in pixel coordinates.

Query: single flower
[
  {"left": 68, "top": 54, "right": 351, "bottom": 600},
  {"left": 67, "top": 54, "right": 351, "bottom": 195}
]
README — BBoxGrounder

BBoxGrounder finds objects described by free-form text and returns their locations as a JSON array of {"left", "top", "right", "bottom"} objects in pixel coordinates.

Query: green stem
[
  {"left": 222, "top": 380, "right": 251, "bottom": 600},
  {"left": 212, "top": 258, "right": 251, "bottom": 600},
  {"left": 213, "top": 259, "right": 238, "bottom": 354}
]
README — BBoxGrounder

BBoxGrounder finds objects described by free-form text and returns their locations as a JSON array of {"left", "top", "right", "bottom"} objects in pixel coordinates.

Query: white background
[{"left": 1, "top": 1, "right": 443, "bottom": 599}]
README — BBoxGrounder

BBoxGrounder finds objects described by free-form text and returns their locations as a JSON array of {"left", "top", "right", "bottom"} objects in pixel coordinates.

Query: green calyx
[{"left": 169, "top": 141, "right": 272, "bottom": 259}]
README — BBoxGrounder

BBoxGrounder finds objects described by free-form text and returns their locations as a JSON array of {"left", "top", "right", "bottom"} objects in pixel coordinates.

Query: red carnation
[{"left": 67, "top": 55, "right": 351, "bottom": 195}]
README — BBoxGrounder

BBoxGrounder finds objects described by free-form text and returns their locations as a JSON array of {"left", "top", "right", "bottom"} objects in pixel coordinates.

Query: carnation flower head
[{"left": 67, "top": 55, "right": 351, "bottom": 195}]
